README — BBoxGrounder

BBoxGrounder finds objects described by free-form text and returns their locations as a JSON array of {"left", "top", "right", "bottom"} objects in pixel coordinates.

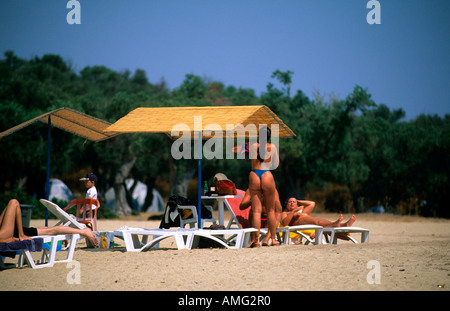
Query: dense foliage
[{"left": 1, "top": 51, "right": 448, "bottom": 218}]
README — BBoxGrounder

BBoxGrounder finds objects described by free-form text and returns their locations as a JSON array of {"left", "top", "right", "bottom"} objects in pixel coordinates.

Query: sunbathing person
[
  {"left": 280, "top": 197, "right": 356, "bottom": 228},
  {"left": 0, "top": 199, "right": 98, "bottom": 247},
  {"left": 0, "top": 199, "right": 31, "bottom": 243}
]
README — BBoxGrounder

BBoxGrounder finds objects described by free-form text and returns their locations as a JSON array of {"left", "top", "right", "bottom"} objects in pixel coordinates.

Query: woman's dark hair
[{"left": 258, "top": 126, "right": 271, "bottom": 162}]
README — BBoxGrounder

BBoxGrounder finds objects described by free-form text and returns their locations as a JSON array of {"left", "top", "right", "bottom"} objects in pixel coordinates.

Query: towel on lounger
[{"left": 0, "top": 238, "right": 44, "bottom": 258}]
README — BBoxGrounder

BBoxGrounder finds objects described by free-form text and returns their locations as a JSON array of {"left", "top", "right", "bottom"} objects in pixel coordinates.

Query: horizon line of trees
[{"left": 0, "top": 51, "right": 449, "bottom": 218}]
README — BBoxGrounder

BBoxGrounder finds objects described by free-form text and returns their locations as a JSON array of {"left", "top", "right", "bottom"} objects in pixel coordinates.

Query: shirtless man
[{"left": 281, "top": 197, "right": 356, "bottom": 228}]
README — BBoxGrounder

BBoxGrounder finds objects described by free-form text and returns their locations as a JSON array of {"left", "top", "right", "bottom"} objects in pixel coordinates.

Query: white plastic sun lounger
[
  {"left": 19, "top": 234, "right": 79, "bottom": 269},
  {"left": 224, "top": 192, "right": 325, "bottom": 246},
  {"left": 1, "top": 238, "right": 44, "bottom": 270},
  {"left": 39, "top": 199, "right": 86, "bottom": 229},
  {"left": 113, "top": 228, "right": 196, "bottom": 252},
  {"left": 322, "top": 227, "right": 370, "bottom": 244},
  {"left": 260, "top": 225, "right": 324, "bottom": 245},
  {"left": 114, "top": 227, "right": 257, "bottom": 251},
  {"left": 191, "top": 228, "right": 258, "bottom": 249},
  {"left": 2, "top": 234, "right": 80, "bottom": 269}
]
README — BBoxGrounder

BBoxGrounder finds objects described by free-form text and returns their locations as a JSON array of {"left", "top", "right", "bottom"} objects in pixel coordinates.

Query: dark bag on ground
[{"left": 196, "top": 224, "right": 228, "bottom": 248}]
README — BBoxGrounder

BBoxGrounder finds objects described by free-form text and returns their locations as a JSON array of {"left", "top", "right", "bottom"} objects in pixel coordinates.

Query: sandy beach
[{"left": 1, "top": 212, "right": 449, "bottom": 292}]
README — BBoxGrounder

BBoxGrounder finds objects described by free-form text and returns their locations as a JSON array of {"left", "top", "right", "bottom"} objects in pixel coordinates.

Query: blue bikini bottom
[{"left": 251, "top": 169, "right": 269, "bottom": 180}]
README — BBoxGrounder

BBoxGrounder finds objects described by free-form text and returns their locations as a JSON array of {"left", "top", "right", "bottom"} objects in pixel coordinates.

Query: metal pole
[
  {"left": 197, "top": 131, "right": 202, "bottom": 228},
  {"left": 45, "top": 115, "right": 51, "bottom": 226}
]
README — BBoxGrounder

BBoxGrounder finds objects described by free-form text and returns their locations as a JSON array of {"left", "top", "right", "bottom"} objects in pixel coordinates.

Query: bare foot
[
  {"left": 342, "top": 215, "right": 356, "bottom": 227},
  {"left": 331, "top": 214, "right": 343, "bottom": 227},
  {"left": 262, "top": 239, "right": 280, "bottom": 246},
  {"left": 250, "top": 241, "right": 261, "bottom": 248},
  {"left": 82, "top": 229, "right": 99, "bottom": 248},
  {"left": 248, "top": 240, "right": 258, "bottom": 248},
  {"left": 271, "top": 239, "right": 281, "bottom": 246},
  {"left": 19, "top": 234, "right": 32, "bottom": 241},
  {"left": 248, "top": 234, "right": 261, "bottom": 248}
]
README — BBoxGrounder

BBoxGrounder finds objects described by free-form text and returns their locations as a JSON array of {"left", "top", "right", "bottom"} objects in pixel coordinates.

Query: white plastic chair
[{"left": 178, "top": 205, "right": 216, "bottom": 228}]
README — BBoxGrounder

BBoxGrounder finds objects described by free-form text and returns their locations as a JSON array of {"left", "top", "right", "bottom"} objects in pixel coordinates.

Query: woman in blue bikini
[{"left": 248, "top": 126, "right": 280, "bottom": 247}]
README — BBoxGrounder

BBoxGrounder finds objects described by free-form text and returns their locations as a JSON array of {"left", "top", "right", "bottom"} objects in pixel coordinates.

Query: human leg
[
  {"left": 260, "top": 173, "right": 279, "bottom": 246},
  {"left": 0, "top": 199, "right": 31, "bottom": 243},
  {"left": 249, "top": 172, "right": 263, "bottom": 247},
  {"left": 249, "top": 195, "right": 263, "bottom": 247},
  {"left": 37, "top": 226, "right": 99, "bottom": 247},
  {"left": 341, "top": 215, "right": 356, "bottom": 227},
  {"left": 296, "top": 214, "right": 343, "bottom": 228}
]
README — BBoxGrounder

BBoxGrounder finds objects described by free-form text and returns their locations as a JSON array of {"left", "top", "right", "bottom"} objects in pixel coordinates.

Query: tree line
[{"left": 0, "top": 51, "right": 448, "bottom": 218}]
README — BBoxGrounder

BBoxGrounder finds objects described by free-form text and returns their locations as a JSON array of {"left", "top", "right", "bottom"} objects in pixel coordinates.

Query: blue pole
[
  {"left": 45, "top": 115, "right": 51, "bottom": 226},
  {"left": 197, "top": 131, "right": 202, "bottom": 228}
]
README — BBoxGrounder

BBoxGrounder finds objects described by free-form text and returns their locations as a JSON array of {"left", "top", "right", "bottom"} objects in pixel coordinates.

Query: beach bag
[
  {"left": 87, "top": 232, "right": 115, "bottom": 248},
  {"left": 159, "top": 195, "right": 183, "bottom": 229},
  {"left": 215, "top": 179, "right": 237, "bottom": 195},
  {"left": 159, "top": 195, "right": 212, "bottom": 229}
]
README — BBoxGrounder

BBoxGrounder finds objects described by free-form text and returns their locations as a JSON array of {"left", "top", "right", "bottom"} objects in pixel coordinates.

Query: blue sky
[{"left": 1, "top": 0, "right": 449, "bottom": 120}]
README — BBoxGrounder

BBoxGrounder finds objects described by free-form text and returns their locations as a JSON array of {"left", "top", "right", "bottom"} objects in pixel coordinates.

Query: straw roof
[
  {"left": 104, "top": 105, "right": 295, "bottom": 139},
  {"left": 0, "top": 107, "right": 117, "bottom": 141}
]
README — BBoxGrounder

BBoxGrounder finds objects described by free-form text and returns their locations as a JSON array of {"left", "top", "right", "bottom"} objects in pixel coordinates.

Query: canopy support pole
[
  {"left": 45, "top": 115, "right": 51, "bottom": 226},
  {"left": 197, "top": 131, "right": 202, "bottom": 228}
]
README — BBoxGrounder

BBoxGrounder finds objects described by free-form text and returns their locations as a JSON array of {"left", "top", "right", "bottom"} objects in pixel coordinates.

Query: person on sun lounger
[
  {"left": 0, "top": 199, "right": 98, "bottom": 247},
  {"left": 239, "top": 191, "right": 356, "bottom": 245},
  {"left": 280, "top": 197, "right": 356, "bottom": 228}
]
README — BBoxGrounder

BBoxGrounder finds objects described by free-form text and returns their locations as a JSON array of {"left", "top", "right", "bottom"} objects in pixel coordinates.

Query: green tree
[
  {"left": 1, "top": 53, "right": 449, "bottom": 218},
  {"left": 271, "top": 69, "right": 294, "bottom": 98}
]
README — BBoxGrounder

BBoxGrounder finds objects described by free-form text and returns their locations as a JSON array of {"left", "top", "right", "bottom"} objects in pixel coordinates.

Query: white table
[{"left": 201, "top": 195, "right": 242, "bottom": 226}]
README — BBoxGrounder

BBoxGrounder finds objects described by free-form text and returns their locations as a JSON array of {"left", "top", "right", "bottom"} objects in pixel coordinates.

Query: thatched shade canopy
[
  {"left": 104, "top": 105, "right": 295, "bottom": 139},
  {"left": 0, "top": 107, "right": 117, "bottom": 224},
  {"left": 0, "top": 107, "right": 117, "bottom": 141}
]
